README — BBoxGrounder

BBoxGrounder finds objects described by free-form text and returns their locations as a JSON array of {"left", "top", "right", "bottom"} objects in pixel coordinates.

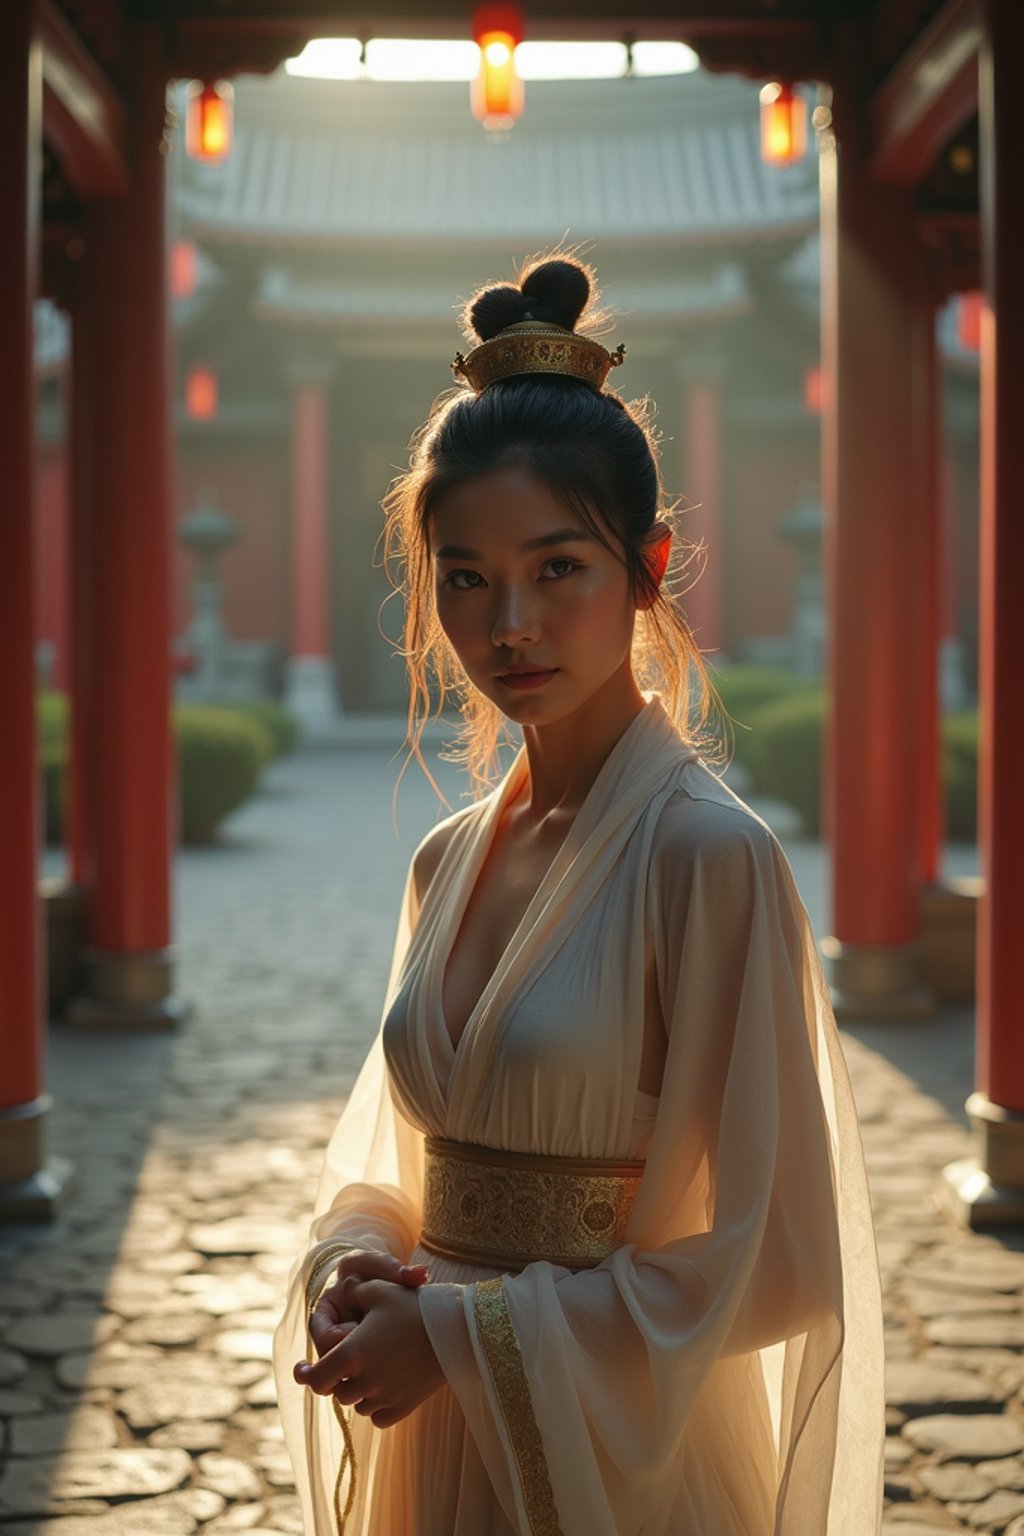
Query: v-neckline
[
  {"left": 438, "top": 755, "right": 535, "bottom": 1059},
  {"left": 435, "top": 699, "right": 668, "bottom": 1064}
]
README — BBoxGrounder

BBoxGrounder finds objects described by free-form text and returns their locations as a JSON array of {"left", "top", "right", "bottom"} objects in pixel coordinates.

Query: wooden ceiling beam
[
  {"left": 36, "top": 0, "right": 129, "bottom": 197},
  {"left": 170, "top": 7, "right": 824, "bottom": 80},
  {"left": 166, "top": 0, "right": 820, "bottom": 28},
  {"left": 870, "top": 0, "right": 982, "bottom": 184}
]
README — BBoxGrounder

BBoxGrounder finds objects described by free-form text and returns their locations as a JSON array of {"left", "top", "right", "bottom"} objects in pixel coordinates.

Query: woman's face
[{"left": 430, "top": 464, "right": 640, "bottom": 727}]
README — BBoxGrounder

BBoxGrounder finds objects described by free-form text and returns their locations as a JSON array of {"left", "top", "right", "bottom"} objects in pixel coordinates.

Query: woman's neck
[{"left": 517, "top": 666, "right": 647, "bottom": 826}]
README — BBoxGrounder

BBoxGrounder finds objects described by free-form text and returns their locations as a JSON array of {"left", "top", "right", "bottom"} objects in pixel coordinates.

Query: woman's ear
[{"left": 636, "top": 524, "right": 672, "bottom": 610}]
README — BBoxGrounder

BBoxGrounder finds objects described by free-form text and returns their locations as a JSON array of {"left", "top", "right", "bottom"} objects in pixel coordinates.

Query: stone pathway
[{"left": 0, "top": 741, "right": 1017, "bottom": 1535}]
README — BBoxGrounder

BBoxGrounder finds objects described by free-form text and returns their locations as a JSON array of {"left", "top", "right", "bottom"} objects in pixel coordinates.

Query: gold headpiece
[{"left": 452, "top": 320, "right": 626, "bottom": 394}]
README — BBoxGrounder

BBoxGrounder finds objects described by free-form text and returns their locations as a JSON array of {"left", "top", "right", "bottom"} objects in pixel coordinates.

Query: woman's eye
[
  {"left": 444, "top": 569, "right": 484, "bottom": 591},
  {"left": 542, "top": 557, "right": 580, "bottom": 579}
]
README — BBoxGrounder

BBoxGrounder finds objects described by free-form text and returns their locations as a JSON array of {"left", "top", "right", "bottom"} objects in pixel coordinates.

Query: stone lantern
[
  {"left": 178, "top": 486, "right": 239, "bottom": 699},
  {"left": 778, "top": 483, "right": 825, "bottom": 677}
]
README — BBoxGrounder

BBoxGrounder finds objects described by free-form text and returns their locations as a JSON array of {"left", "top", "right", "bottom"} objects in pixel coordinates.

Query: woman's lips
[{"left": 497, "top": 668, "right": 559, "bottom": 691}]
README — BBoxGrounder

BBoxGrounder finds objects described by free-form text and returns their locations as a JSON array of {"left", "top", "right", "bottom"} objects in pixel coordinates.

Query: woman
[{"left": 272, "top": 254, "right": 885, "bottom": 1536}]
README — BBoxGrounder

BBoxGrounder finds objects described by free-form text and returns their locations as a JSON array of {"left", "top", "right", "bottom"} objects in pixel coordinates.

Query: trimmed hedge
[
  {"left": 942, "top": 710, "right": 979, "bottom": 841},
  {"left": 711, "top": 665, "right": 815, "bottom": 767},
  {"left": 37, "top": 692, "right": 287, "bottom": 846},
  {"left": 742, "top": 694, "right": 979, "bottom": 842},
  {"left": 745, "top": 690, "right": 827, "bottom": 835},
  {"left": 217, "top": 697, "right": 300, "bottom": 759},
  {"left": 39, "top": 691, "right": 69, "bottom": 843},
  {"left": 173, "top": 704, "right": 268, "bottom": 843}
]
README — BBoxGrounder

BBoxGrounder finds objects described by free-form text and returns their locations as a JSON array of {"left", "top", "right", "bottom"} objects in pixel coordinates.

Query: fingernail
[{"left": 296, "top": 1361, "right": 311, "bottom": 1376}]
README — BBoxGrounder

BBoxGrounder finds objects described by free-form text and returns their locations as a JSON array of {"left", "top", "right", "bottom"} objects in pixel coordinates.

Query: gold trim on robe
[{"left": 473, "top": 1276, "right": 564, "bottom": 1536}]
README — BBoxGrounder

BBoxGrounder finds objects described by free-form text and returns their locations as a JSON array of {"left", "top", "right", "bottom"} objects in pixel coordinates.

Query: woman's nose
[{"left": 490, "top": 585, "right": 540, "bottom": 647}]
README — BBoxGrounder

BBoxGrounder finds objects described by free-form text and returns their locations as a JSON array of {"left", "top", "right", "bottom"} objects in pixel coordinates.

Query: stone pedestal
[
  {"left": 284, "top": 655, "right": 344, "bottom": 742},
  {"left": 821, "top": 935, "right": 934, "bottom": 1020},
  {"left": 940, "top": 1092, "right": 1024, "bottom": 1228},
  {"left": 918, "top": 876, "right": 980, "bottom": 1003},
  {"left": 66, "top": 946, "right": 190, "bottom": 1032},
  {"left": 0, "top": 1095, "right": 74, "bottom": 1221},
  {"left": 41, "top": 878, "right": 88, "bottom": 1016}
]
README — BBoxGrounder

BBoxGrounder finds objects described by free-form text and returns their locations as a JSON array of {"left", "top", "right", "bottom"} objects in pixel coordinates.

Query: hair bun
[
  {"left": 464, "top": 256, "right": 593, "bottom": 343},
  {"left": 520, "top": 258, "right": 590, "bottom": 331},
  {"left": 467, "top": 284, "right": 531, "bottom": 343}
]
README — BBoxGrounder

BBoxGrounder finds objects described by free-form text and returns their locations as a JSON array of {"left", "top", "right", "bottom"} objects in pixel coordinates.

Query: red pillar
[
  {"left": 943, "top": 0, "right": 1024, "bottom": 1224},
  {"left": 910, "top": 251, "right": 943, "bottom": 890},
  {"left": 680, "top": 371, "right": 724, "bottom": 656},
  {"left": 68, "top": 293, "right": 98, "bottom": 891},
  {"left": 284, "top": 362, "right": 340, "bottom": 734},
  {"left": 818, "top": 43, "right": 934, "bottom": 1017},
  {"left": 66, "top": 24, "right": 186, "bottom": 1030},
  {"left": 0, "top": 4, "right": 70, "bottom": 1214}
]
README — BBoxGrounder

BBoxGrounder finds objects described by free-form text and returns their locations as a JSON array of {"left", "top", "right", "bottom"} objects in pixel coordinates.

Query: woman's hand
[
  {"left": 296, "top": 1277, "right": 445, "bottom": 1429},
  {"left": 304, "top": 1250, "right": 428, "bottom": 1362}
]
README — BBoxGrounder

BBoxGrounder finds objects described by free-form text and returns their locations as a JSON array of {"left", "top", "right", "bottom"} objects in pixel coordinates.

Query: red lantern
[
  {"left": 957, "top": 290, "right": 983, "bottom": 353},
  {"left": 471, "top": 4, "right": 524, "bottom": 130},
  {"left": 803, "top": 364, "right": 826, "bottom": 414},
  {"left": 170, "top": 240, "right": 197, "bottom": 300},
  {"left": 759, "top": 82, "right": 807, "bottom": 166},
  {"left": 185, "top": 80, "right": 233, "bottom": 163},
  {"left": 185, "top": 367, "right": 218, "bottom": 421}
]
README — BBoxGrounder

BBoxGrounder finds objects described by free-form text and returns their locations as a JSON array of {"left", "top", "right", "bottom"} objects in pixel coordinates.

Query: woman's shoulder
[
  {"left": 409, "top": 799, "right": 487, "bottom": 906},
  {"left": 647, "top": 757, "right": 779, "bottom": 889}
]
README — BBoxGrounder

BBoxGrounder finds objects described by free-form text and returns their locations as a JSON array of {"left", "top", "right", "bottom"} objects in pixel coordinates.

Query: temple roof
[
  {"left": 178, "top": 69, "right": 818, "bottom": 251},
  {"left": 252, "top": 261, "right": 751, "bottom": 327}
]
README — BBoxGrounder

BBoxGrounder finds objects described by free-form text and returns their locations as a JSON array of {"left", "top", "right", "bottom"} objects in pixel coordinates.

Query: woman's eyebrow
[{"left": 434, "top": 529, "right": 595, "bottom": 560}]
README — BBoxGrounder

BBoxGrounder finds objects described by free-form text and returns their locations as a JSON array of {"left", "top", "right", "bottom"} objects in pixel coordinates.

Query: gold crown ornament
[{"left": 452, "top": 320, "right": 626, "bottom": 394}]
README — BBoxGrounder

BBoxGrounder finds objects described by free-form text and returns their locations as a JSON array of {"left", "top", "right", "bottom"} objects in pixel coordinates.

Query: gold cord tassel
[
  {"left": 305, "top": 1244, "right": 361, "bottom": 1532},
  {"left": 330, "top": 1396, "right": 357, "bottom": 1533}
]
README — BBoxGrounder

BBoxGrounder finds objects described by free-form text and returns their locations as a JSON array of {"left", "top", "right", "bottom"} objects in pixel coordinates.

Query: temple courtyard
[{"left": 0, "top": 739, "right": 1019, "bottom": 1536}]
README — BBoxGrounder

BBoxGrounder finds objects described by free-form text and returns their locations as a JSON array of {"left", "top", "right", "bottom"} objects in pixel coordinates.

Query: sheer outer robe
[{"left": 272, "top": 700, "right": 885, "bottom": 1535}]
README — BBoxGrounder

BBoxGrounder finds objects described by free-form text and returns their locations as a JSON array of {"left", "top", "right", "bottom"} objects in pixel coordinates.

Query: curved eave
[
  {"left": 177, "top": 72, "right": 818, "bottom": 251},
  {"left": 184, "top": 216, "right": 817, "bottom": 253}
]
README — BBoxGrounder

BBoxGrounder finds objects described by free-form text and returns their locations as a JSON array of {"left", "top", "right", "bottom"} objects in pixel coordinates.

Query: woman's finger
[
  {"left": 294, "top": 1345, "right": 351, "bottom": 1397},
  {"left": 331, "top": 1376, "right": 365, "bottom": 1407},
  {"left": 308, "top": 1313, "right": 356, "bottom": 1356},
  {"left": 336, "top": 1251, "right": 428, "bottom": 1287}
]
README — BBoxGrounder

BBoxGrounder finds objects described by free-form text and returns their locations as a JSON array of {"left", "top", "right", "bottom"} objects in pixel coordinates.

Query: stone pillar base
[
  {"left": 939, "top": 1095, "right": 1024, "bottom": 1228},
  {"left": 284, "top": 655, "right": 344, "bottom": 743},
  {"left": 41, "top": 877, "right": 88, "bottom": 1017},
  {"left": 939, "top": 1158, "right": 1024, "bottom": 1229},
  {"left": 65, "top": 945, "right": 190, "bottom": 1032},
  {"left": 918, "top": 877, "right": 980, "bottom": 1003},
  {"left": 0, "top": 1094, "right": 74, "bottom": 1220},
  {"left": 820, "top": 936, "right": 935, "bottom": 1020}
]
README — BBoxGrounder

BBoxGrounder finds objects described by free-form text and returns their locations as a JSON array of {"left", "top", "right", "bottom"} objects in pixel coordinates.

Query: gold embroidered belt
[{"left": 419, "top": 1136, "right": 645, "bottom": 1272}]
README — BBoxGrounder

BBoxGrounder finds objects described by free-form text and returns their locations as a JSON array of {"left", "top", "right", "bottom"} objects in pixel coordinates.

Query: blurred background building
[{"left": 32, "top": 62, "right": 981, "bottom": 716}]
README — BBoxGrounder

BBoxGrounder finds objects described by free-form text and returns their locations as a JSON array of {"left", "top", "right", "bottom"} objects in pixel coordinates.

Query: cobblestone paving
[{"left": 1, "top": 742, "right": 1018, "bottom": 1535}]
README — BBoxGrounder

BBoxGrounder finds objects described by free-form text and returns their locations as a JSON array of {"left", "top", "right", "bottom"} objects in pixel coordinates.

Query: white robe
[{"left": 272, "top": 697, "right": 885, "bottom": 1535}]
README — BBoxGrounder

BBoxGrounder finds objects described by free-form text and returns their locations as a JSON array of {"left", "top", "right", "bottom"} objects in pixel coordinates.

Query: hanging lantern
[
  {"left": 185, "top": 367, "right": 218, "bottom": 421},
  {"left": 759, "top": 82, "right": 807, "bottom": 166},
  {"left": 957, "top": 290, "right": 983, "bottom": 352},
  {"left": 803, "top": 364, "right": 825, "bottom": 414},
  {"left": 471, "top": 4, "right": 524, "bottom": 131},
  {"left": 185, "top": 80, "right": 234, "bottom": 163},
  {"left": 170, "top": 240, "right": 198, "bottom": 300}
]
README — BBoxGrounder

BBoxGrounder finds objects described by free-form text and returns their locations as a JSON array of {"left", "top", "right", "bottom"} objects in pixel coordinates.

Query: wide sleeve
[
  {"left": 419, "top": 801, "right": 885, "bottom": 1536},
  {"left": 272, "top": 861, "right": 427, "bottom": 1534}
]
